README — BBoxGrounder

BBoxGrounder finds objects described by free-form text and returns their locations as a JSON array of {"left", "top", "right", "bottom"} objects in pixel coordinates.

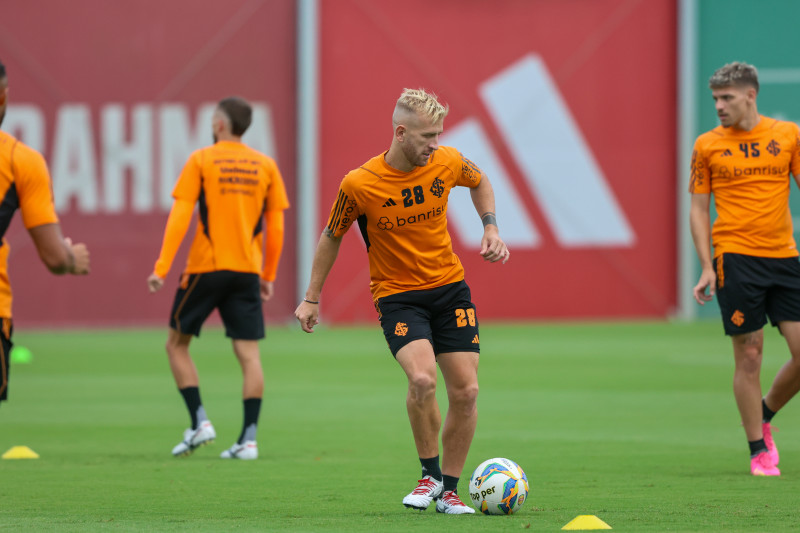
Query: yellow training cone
[
  {"left": 2, "top": 446, "right": 40, "bottom": 459},
  {"left": 562, "top": 515, "right": 612, "bottom": 530}
]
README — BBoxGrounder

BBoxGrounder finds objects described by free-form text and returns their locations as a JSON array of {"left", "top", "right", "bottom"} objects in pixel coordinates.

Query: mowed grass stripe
[{"left": 1, "top": 322, "right": 800, "bottom": 531}]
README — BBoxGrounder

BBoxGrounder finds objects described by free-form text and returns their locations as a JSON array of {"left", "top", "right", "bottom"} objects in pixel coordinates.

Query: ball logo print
[{"left": 469, "top": 457, "right": 529, "bottom": 515}]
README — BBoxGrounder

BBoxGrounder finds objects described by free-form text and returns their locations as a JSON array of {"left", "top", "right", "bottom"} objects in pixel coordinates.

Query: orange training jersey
[
  {"left": 173, "top": 140, "right": 290, "bottom": 275},
  {"left": 0, "top": 130, "right": 60, "bottom": 318},
  {"left": 690, "top": 115, "right": 800, "bottom": 258},
  {"left": 326, "top": 146, "right": 482, "bottom": 301}
]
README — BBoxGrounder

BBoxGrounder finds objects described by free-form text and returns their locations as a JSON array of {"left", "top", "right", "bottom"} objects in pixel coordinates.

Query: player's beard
[{"left": 212, "top": 131, "right": 218, "bottom": 143}]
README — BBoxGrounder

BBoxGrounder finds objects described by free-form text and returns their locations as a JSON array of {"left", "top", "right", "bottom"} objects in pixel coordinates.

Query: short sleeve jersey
[
  {"left": 690, "top": 116, "right": 800, "bottom": 258},
  {"left": 173, "top": 140, "right": 290, "bottom": 275},
  {"left": 326, "top": 146, "right": 482, "bottom": 301},
  {"left": 0, "top": 130, "right": 60, "bottom": 318}
]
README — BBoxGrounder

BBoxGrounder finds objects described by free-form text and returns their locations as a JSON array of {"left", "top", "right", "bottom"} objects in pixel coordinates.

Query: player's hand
[
  {"left": 295, "top": 301, "right": 320, "bottom": 333},
  {"left": 65, "top": 237, "right": 90, "bottom": 275},
  {"left": 147, "top": 273, "right": 165, "bottom": 293},
  {"left": 479, "top": 227, "right": 510, "bottom": 264},
  {"left": 260, "top": 279, "right": 274, "bottom": 302},
  {"left": 692, "top": 268, "right": 716, "bottom": 305}
]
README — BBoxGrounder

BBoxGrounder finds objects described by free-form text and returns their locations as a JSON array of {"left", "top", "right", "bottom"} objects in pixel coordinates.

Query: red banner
[
  {"left": 318, "top": 0, "right": 677, "bottom": 322},
  {"left": 2, "top": 0, "right": 296, "bottom": 327}
]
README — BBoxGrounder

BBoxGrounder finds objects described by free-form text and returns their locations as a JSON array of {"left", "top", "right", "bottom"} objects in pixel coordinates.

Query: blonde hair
[
  {"left": 395, "top": 88, "right": 449, "bottom": 124},
  {"left": 709, "top": 62, "right": 759, "bottom": 93}
]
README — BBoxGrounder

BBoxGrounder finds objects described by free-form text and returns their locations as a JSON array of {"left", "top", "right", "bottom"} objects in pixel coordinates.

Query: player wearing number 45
[
  {"left": 295, "top": 88, "right": 509, "bottom": 514},
  {"left": 690, "top": 62, "right": 800, "bottom": 477}
]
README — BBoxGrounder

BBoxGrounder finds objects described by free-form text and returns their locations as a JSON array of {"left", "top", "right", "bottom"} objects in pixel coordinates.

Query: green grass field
[{"left": 2, "top": 321, "right": 800, "bottom": 531}]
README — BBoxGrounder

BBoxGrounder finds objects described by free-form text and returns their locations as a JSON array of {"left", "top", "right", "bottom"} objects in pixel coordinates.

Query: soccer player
[
  {"left": 295, "top": 88, "right": 509, "bottom": 513},
  {"left": 690, "top": 62, "right": 800, "bottom": 476},
  {"left": 147, "top": 97, "right": 289, "bottom": 460},
  {"left": 0, "top": 59, "right": 90, "bottom": 406}
]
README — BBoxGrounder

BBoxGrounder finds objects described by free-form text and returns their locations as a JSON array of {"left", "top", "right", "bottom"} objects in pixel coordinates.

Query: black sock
[
  {"left": 749, "top": 438, "right": 768, "bottom": 457},
  {"left": 237, "top": 398, "right": 262, "bottom": 444},
  {"left": 420, "top": 456, "right": 442, "bottom": 481},
  {"left": 762, "top": 398, "right": 776, "bottom": 423},
  {"left": 179, "top": 387, "right": 202, "bottom": 429},
  {"left": 442, "top": 474, "right": 459, "bottom": 493}
]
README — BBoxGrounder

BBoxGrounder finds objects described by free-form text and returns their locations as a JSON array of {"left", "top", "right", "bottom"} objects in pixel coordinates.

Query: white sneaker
[
  {"left": 171, "top": 420, "right": 216, "bottom": 456},
  {"left": 402, "top": 475, "right": 444, "bottom": 510},
  {"left": 220, "top": 440, "right": 258, "bottom": 460},
  {"left": 436, "top": 490, "right": 475, "bottom": 514}
]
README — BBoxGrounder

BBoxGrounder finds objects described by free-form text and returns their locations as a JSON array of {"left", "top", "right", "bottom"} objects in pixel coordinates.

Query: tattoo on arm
[
  {"left": 323, "top": 227, "right": 334, "bottom": 238},
  {"left": 481, "top": 212, "right": 497, "bottom": 228}
]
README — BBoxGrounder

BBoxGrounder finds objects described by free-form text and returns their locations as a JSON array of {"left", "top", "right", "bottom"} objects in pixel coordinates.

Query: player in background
[
  {"left": 148, "top": 96, "right": 289, "bottom": 460},
  {"left": 690, "top": 62, "right": 800, "bottom": 476},
  {"left": 0, "top": 59, "right": 90, "bottom": 406},
  {"left": 295, "top": 88, "right": 509, "bottom": 513}
]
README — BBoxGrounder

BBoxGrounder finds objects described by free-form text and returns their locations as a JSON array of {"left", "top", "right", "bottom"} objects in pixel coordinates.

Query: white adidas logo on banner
[{"left": 445, "top": 54, "right": 635, "bottom": 249}]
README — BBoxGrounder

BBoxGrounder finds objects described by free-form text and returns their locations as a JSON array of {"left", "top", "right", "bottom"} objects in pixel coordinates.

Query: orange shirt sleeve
[
  {"left": 153, "top": 198, "right": 194, "bottom": 278},
  {"left": 172, "top": 151, "right": 203, "bottom": 202},
  {"left": 453, "top": 149, "right": 483, "bottom": 188},
  {"left": 265, "top": 160, "right": 290, "bottom": 211},
  {"left": 790, "top": 124, "right": 800, "bottom": 179},
  {"left": 262, "top": 210, "right": 284, "bottom": 281},
  {"left": 326, "top": 176, "right": 361, "bottom": 238},
  {"left": 689, "top": 138, "right": 710, "bottom": 194},
  {"left": 15, "top": 143, "right": 59, "bottom": 229}
]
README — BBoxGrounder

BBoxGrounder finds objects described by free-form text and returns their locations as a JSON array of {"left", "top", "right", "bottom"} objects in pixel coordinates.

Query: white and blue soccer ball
[{"left": 468, "top": 457, "right": 529, "bottom": 515}]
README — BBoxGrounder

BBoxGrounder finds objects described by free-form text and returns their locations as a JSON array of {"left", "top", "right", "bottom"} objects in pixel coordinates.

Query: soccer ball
[{"left": 468, "top": 457, "right": 529, "bottom": 515}]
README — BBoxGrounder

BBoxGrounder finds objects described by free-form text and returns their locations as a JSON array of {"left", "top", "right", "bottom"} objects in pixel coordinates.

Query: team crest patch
[
  {"left": 731, "top": 310, "right": 744, "bottom": 327},
  {"left": 430, "top": 177, "right": 444, "bottom": 198},
  {"left": 395, "top": 322, "right": 408, "bottom": 336}
]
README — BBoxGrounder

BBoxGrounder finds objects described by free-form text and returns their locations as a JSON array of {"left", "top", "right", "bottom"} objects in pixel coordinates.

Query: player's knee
[
  {"left": 449, "top": 382, "right": 479, "bottom": 409},
  {"left": 407, "top": 373, "right": 437, "bottom": 401},
  {"left": 735, "top": 348, "right": 762, "bottom": 374}
]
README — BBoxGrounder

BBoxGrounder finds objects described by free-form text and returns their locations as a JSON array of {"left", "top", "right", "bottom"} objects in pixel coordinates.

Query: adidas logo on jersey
[
  {"left": 382, "top": 198, "right": 397, "bottom": 207},
  {"left": 721, "top": 149, "right": 733, "bottom": 157}
]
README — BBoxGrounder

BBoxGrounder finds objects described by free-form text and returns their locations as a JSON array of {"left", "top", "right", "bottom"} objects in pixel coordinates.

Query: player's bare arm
[
  {"left": 470, "top": 177, "right": 509, "bottom": 264},
  {"left": 689, "top": 193, "right": 715, "bottom": 304},
  {"left": 295, "top": 229, "right": 343, "bottom": 333},
  {"left": 260, "top": 279, "right": 274, "bottom": 301},
  {"left": 28, "top": 223, "right": 90, "bottom": 275}
]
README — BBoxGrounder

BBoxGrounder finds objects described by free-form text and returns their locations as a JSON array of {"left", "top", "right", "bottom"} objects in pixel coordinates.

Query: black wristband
[{"left": 303, "top": 298, "right": 320, "bottom": 304}]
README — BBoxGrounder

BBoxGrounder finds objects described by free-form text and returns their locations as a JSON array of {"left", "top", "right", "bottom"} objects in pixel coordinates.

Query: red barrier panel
[
  {"left": 2, "top": 0, "right": 296, "bottom": 327},
  {"left": 318, "top": 0, "right": 677, "bottom": 322}
]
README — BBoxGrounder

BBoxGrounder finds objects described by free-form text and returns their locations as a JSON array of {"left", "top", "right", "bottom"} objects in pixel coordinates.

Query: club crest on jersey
[
  {"left": 395, "top": 322, "right": 408, "bottom": 336},
  {"left": 430, "top": 177, "right": 445, "bottom": 198}
]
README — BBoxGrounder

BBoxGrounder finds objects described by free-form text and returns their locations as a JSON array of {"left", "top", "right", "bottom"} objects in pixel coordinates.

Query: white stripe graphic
[
  {"left": 443, "top": 118, "right": 540, "bottom": 248},
  {"left": 480, "top": 54, "right": 635, "bottom": 247}
]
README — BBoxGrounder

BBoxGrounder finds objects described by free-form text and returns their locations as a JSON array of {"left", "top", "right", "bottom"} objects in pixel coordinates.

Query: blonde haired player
[{"left": 296, "top": 88, "right": 509, "bottom": 513}]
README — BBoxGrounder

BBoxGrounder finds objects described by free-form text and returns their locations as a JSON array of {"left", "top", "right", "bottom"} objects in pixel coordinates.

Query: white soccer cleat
[
  {"left": 436, "top": 490, "right": 475, "bottom": 514},
  {"left": 402, "top": 475, "right": 444, "bottom": 510},
  {"left": 171, "top": 420, "right": 216, "bottom": 457},
  {"left": 220, "top": 440, "right": 258, "bottom": 460}
]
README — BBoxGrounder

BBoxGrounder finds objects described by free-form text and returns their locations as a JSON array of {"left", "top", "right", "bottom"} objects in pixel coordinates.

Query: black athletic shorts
[
  {"left": 170, "top": 271, "right": 264, "bottom": 340},
  {"left": 714, "top": 253, "right": 800, "bottom": 336},
  {"left": 376, "top": 280, "right": 480, "bottom": 357},
  {"left": 0, "top": 318, "right": 13, "bottom": 403}
]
